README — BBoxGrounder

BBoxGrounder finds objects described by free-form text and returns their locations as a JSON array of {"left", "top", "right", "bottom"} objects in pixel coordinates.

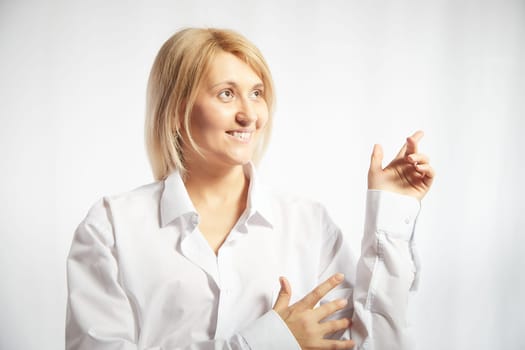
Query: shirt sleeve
[
  {"left": 66, "top": 199, "right": 299, "bottom": 350},
  {"left": 317, "top": 190, "right": 421, "bottom": 350},
  {"left": 239, "top": 310, "right": 301, "bottom": 350},
  {"left": 353, "top": 190, "right": 420, "bottom": 350}
]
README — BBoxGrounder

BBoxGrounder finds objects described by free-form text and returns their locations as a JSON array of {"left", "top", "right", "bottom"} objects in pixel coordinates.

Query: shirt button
[
  {"left": 404, "top": 217, "right": 411, "bottom": 225},
  {"left": 191, "top": 214, "right": 199, "bottom": 225}
]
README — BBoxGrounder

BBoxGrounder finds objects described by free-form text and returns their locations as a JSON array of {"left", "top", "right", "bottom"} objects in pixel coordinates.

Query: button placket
[
  {"left": 179, "top": 213, "right": 220, "bottom": 291},
  {"left": 214, "top": 245, "right": 235, "bottom": 338}
]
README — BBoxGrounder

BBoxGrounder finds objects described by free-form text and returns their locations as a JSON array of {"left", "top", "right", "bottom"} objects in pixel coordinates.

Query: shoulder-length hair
[{"left": 145, "top": 28, "right": 275, "bottom": 181}]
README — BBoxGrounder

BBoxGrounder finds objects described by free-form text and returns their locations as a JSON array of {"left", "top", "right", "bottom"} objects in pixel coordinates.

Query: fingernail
[
  {"left": 338, "top": 299, "right": 348, "bottom": 307},
  {"left": 279, "top": 276, "right": 286, "bottom": 287},
  {"left": 334, "top": 273, "right": 344, "bottom": 282}
]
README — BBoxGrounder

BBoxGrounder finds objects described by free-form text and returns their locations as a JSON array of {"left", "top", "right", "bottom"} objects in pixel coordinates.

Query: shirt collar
[
  {"left": 160, "top": 162, "right": 273, "bottom": 228},
  {"left": 160, "top": 169, "right": 197, "bottom": 228},
  {"left": 244, "top": 162, "right": 274, "bottom": 228}
]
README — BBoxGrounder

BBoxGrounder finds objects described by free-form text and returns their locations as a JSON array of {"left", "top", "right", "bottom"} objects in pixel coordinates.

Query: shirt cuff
[
  {"left": 366, "top": 190, "right": 421, "bottom": 241},
  {"left": 239, "top": 309, "right": 300, "bottom": 350}
]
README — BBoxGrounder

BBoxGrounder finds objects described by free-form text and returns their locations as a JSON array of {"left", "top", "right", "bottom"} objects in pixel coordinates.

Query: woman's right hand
[{"left": 272, "top": 273, "right": 355, "bottom": 350}]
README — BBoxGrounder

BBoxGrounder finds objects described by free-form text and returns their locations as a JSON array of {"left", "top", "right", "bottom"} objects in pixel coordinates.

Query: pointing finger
[
  {"left": 298, "top": 273, "right": 344, "bottom": 310},
  {"left": 395, "top": 130, "right": 424, "bottom": 159},
  {"left": 395, "top": 142, "right": 408, "bottom": 159},
  {"left": 405, "top": 130, "right": 424, "bottom": 156}
]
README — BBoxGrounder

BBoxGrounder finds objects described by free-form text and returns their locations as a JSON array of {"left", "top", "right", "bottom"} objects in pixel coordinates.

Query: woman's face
[{"left": 183, "top": 51, "right": 269, "bottom": 169}]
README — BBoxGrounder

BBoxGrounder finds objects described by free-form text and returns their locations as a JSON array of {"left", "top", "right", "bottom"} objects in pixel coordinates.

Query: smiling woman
[
  {"left": 66, "top": 27, "right": 434, "bottom": 350},
  {"left": 144, "top": 28, "right": 274, "bottom": 181},
  {"left": 183, "top": 52, "right": 269, "bottom": 172}
]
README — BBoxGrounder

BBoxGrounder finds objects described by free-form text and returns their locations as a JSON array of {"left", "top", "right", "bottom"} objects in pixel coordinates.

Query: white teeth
[{"left": 231, "top": 131, "right": 250, "bottom": 140}]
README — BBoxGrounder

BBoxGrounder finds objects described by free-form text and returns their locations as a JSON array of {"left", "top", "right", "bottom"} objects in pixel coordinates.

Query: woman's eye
[
  {"left": 218, "top": 90, "right": 234, "bottom": 100},
  {"left": 249, "top": 89, "right": 263, "bottom": 99}
]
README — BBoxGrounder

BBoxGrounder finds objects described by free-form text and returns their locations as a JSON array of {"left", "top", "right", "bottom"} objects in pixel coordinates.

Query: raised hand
[
  {"left": 272, "top": 273, "right": 355, "bottom": 350},
  {"left": 368, "top": 130, "right": 435, "bottom": 200}
]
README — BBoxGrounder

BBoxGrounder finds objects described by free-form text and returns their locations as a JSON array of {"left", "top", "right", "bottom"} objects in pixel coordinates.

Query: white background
[{"left": 1, "top": 0, "right": 524, "bottom": 349}]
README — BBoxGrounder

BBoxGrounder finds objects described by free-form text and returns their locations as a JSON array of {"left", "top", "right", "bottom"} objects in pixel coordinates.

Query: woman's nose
[{"left": 235, "top": 100, "right": 257, "bottom": 126}]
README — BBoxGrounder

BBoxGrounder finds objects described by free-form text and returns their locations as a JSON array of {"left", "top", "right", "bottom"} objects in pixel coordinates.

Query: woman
[{"left": 66, "top": 28, "right": 434, "bottom": 350}]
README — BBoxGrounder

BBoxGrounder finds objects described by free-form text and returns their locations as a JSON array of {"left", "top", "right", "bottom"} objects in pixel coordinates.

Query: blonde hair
[{"left": 145, "top": 28, "right": 275, "bottom": 181}]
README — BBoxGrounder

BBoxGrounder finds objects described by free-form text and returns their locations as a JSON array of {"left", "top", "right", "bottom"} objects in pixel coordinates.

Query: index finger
[
  {"left": 296, "top": 273, "right": 344, "bottom": 310},
  {"left": 395, "top": 130, "right": 424, "bottom": 159},
  {"left": 404, "top": 130, "right": 424, "bottom": 156}
]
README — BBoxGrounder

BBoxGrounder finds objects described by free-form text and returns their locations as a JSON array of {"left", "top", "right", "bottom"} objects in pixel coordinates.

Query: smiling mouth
[{"left": 226, "top": 131, "right": 252, "bottom": 141}]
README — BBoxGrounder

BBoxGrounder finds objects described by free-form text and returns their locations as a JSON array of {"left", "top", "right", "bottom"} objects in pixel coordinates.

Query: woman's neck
[{"left": 184, "top": 162, "right": 249, "bottom": 209}]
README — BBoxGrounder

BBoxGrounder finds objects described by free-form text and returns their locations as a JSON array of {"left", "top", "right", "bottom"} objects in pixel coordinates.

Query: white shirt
[{"left": 66, "top": 164, "right": 421, "bottom": 350}]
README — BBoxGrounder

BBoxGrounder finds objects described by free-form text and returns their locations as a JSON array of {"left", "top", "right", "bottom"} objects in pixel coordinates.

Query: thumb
[
  {"left": 369, "top": 144, "right": 384, "bottom": 174},
  {"left": 273, "top": 276, "right": 292, "bottom": 313}
]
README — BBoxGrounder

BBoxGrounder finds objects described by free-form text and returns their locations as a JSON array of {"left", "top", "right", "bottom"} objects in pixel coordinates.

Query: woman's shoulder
[
  {"left": 105, "top": 179, "right": 164, "bottom": 205},
  {"left": 83, "top": 179, "right": 164, "bottom": 223}
]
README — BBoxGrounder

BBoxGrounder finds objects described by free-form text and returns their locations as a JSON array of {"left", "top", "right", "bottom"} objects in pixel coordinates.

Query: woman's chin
[{"left": 222, "top": 150, "right": 254, "bottom": 166}]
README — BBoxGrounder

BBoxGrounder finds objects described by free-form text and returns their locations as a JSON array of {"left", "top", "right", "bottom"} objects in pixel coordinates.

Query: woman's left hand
[{"left": 368, "top": 130, "right": 435, "bottom": 201}]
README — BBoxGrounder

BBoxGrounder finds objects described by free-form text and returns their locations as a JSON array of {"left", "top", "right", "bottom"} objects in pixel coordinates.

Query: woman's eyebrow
[{"left": 210, "top": 81, "right": 264, "bottom": 89}]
